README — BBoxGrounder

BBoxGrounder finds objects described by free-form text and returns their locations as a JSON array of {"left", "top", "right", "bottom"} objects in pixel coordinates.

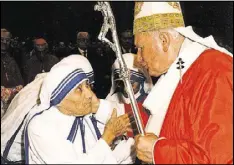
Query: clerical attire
[
  {"left": 78, "top": 48, "right": 88, "bottom": 58},
  {"left": 149, "top": 49, "right": 233, "bottom": 164},
  {"left": 124, "top": 45, "right": 233, "bottom": 164}
]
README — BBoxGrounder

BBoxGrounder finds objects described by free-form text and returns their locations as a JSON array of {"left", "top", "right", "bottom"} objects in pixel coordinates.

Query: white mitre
[
  {"left": 133, "top": 2, "right": 232, "bottom": 56},
  {"left": 133, "top": 2, "right": 185, "bottom": 34}
]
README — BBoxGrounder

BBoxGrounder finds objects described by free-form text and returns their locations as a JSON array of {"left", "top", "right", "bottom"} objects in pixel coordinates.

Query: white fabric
[
  {"left": 112, "top": 138, "right": 136, "bottom": 164},
  {"left": 28, "top": 106, "right": 135, "bottom": 164},
  {"left": 25, "top": 55, "right": 135, "bottom": 164},
  {"left": 95, "top": 99, "right": 136, "bottom": 164},
  {"left": 95, "top": 99, "right": 125, "bottom": 125},
  {"left": 95, "top": 100, "right": 136, "bottom": 164},
  {"left": 34, "top": 55, "right": 93, "bottom": 111},
  {"left": 175, "top": 26, "right": 233, "bottom": 56},
  {"left": 134, "top": 2, "right": 183, "bottom": 20},
  {"left": 143, "top": 27, "right": 233, "bottom": 136},
  {"left": 1, "top": 73, "right": 47, "bottom": 161},
  {"left": 121, "top": 47, "right": 132, "bottom": 54},
  {"left": 106, "top": 53, "right": 152, "bottom": 104},
  {"left": 27, "top": 107, "right": 117, "bottom": 164},
  {"left": 108, "top": 91, "right": 143, "bottom": 104}
]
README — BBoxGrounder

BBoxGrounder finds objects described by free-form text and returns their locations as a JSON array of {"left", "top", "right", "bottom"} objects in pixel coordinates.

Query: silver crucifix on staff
[{"left": 94, "top": 2, "right": 145, "bottom": 136}]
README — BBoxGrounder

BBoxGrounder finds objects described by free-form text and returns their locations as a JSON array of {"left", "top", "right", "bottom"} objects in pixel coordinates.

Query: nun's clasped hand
[{"left": 102, "top": 109, "right": 131, "bottom": 145}]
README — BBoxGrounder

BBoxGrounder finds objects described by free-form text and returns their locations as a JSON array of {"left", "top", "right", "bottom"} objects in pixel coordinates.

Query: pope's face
[
  {"left": 134, "top": 32, "right": 174, "bottom": 77},
  {"left": 59, "top": 81, "right": 95, "bottom": 116}
]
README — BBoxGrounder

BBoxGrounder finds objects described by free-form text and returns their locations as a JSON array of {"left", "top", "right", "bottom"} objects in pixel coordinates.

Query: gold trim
[
  {"left": 134, "top": 2, "right": 144, "bottom": 16},
  {"left": 133, "top": 13, "right": 185, "bottom": 34},
  {"left": 167, "top": 2, "right": 181, "bottom": 11}
]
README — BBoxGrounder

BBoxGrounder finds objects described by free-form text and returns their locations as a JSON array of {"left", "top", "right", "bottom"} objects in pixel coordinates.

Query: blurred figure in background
[
  {"left": 10, "top": 36, "right": 22, "bottom": 69},
  {"left": 23, "top": 38, "right": 59, "bottom": 84},
  {"left": 120, "top": 30, "right": 136, "bottom": 54},
  {"left": 54, "top": 41, "right": 70, "bottom": 60},
  {"left": 76, "top": 31, "right": 91, "bottom": 58},
  {"left": 106, "top": 53, "right": 152, "bottom": 104},
  {"left": 1, "top": 29, "right": 23, "bottom": 117},
  {"left": 68, "top": 41, "right": 76, "bottom": 54},
  {"left": 91, "top": 41, "right": 113, "bottom": 99}
]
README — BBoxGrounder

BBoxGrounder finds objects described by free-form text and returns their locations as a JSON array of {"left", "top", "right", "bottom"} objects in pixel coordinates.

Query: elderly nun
[{"left": 24, "top": 55, "right": 135, "bottom": 164}]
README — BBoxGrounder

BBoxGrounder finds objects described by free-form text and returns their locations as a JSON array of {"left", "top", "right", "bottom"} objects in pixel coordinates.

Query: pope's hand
[{"left": 135, "top": 133, "right": 158, "bottom": 163}]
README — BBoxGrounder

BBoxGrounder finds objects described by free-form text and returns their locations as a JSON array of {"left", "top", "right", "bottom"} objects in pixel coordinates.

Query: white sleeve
[
  {"left": 27, "top": 119, "right": 117, "bottom": 164},
  {"left": 94, "top": 99, "right": 125, "bottom": 124}
]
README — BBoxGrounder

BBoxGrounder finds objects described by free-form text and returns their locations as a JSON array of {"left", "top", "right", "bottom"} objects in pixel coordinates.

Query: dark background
[{"left": 1, "top": 1, "right": 233, "bottom": 52}]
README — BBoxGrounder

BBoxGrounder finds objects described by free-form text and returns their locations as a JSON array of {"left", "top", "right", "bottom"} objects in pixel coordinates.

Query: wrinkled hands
[
  {"left": 135, "top": 133, "right": 158, "bottom": 163},
  {"left": 102, "top": 109, "right": 131, "bottom": 145}
]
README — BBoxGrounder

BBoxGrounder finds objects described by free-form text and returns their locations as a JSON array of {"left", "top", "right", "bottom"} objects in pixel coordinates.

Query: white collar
[
  {"left": 175, "top": 26, "right": 232, "bottom": 57},
  {"left": 121, "top": 47, "right": 131, "bottom": 53},
  {"left": 143, "top": 26, "right": 233, "bottom": 136},
  {"left": 78, "top": 48, "right": 87, "bottom": 54},
  {"left": 143, "top": 38, "right": 207, "bottom": 136}
]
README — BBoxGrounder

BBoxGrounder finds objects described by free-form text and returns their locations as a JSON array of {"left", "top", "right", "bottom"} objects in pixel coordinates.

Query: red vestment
[{"left": 125, "top": 49, "right": 233, "bottom": 164}]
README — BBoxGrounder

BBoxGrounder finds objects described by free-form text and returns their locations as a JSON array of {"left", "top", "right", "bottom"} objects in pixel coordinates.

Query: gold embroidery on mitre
[
  {"left": 167, "top": 2, "right": 181, "bottom": 11},
  {"left": 133, "top": 13, "right": 185, "bottom": 34},
  {"left": 134, "top": 2, "right": 144, "bottom": 16}
]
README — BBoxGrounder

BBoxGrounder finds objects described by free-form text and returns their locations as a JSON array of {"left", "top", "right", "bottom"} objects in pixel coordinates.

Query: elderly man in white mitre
[{"left": 126, "top": 2, "right": 233, "bottom": 164}]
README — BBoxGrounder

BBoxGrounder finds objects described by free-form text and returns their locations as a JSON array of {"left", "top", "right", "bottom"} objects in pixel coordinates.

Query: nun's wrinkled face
[{"left": 58, "top": 80, "right": 97, "bottom": 116}]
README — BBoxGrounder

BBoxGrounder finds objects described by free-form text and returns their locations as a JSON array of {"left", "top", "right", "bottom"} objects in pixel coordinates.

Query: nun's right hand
[{"left": 102, "top": 109, "right": 131, "bottom": 146}]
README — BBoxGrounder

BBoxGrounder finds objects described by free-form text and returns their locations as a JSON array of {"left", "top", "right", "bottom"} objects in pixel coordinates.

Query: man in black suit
[
  {"left": 23, "top": 38, "right": 59, "bottom": 84},
  {"left": 76, "top": 31, "right": 91, "bottom": 58},
  {"left": 120, "top": 30, "right": 137, "bottom": 54}
]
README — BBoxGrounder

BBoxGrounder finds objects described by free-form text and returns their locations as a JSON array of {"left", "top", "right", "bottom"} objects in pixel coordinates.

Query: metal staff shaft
[{"left": 94, "top": 2, "right": 145, "bottom": 135}]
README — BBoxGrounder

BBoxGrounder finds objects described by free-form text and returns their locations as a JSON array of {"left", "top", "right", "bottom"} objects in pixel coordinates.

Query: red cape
[{"left": 125, "top": 49, "right": 233, "bottom": 164}]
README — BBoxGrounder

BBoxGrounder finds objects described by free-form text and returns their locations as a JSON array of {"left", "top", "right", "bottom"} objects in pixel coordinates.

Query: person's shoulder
[
  {"left": 27, "top": 109, "right": 56, "bottom": 135},
  {"left": 196, "top": 49, "right": 233, "bottom": 73}
]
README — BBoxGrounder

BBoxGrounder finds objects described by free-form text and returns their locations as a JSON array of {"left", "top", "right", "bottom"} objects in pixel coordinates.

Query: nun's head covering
[
  {"left": 113, "top": 53, "right": 146, "bottom": 85},
  {"left": 39, "top": 55, "right": 94, "bottom": 110},
  {"left": 106, "top": 53, "right": 152, "bottom": 103}
]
